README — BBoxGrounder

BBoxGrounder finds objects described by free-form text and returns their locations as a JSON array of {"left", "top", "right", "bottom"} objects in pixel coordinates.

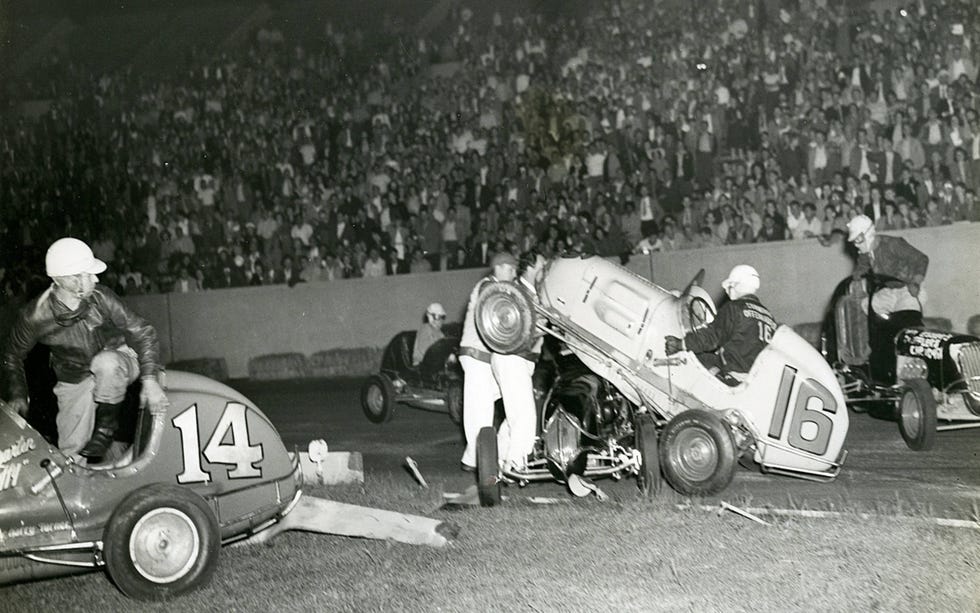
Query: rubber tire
[
  {"left": 474, "top": 281, "right": 536, "bottom": 355},
  {"left": 635, "top": 414, "right": 662, "bottom": 497},
  {"left": 103, "top": 484, "right": 219, "bottom": 601},
  {"left": 446, "top": 381, "right": 463, "bottom": 425},
  {"left": 361, "top": 374, "right": 396, "bottom": 424},
  {"left": 659, "top": 409, "right": 737, "bottom": 496},
  {"left": 476, "top": 426, "right": 501, "bottom": 507},
  {"left": 898, "top": 378, "right": 937, "bottom": 451}
]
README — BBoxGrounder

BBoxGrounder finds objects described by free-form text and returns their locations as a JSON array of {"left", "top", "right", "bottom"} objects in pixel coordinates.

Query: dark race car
[
  {"left": 360, "top": 323, "right": 463, "bottom": 424},
  {"left": 822, "top": 273, "right": 980, "bottom": 450}
]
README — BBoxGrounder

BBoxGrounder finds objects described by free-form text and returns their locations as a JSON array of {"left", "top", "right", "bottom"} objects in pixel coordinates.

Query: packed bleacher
[{"left": 1, "top": 0, "right": 978, "bottom": 299}]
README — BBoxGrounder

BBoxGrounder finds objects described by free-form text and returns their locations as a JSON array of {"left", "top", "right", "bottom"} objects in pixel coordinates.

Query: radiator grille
[{"left": 957, "top": 343, "right": 980, "bottom": 394}]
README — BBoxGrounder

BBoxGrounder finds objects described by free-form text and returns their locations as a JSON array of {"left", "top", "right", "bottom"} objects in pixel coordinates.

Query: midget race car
[
  {"left": 0, "top": 371, "right": 452, "bottom": 600},
  {"left": 473, "top": 255, "right": 849, "bottom": 503},
  {"left": 361, "top": 323, "right": 463, "bottom": 424},
  {"left": 823, "top": 273, "right": 980, "bottom": 450}
]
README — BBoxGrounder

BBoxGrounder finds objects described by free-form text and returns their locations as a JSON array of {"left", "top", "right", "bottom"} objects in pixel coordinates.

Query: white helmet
[
  {"left": 846, "top": 214, "right": 874, "bottom": 242},
  {"left": 45, "top": 238, "right": 107, "bottom": 278},
  {"left": 426, "top": 302, "right": 447, "bottom": 321},
  {"left": 846, "top": 214, "right": 876, "bottom": 253},
  {"left": 722, "top": 264, "right": 760, "bottom": 299}
]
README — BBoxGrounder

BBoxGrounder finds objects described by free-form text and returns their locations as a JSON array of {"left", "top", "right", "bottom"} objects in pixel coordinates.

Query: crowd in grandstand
[{"left": 0, "top": 0, "right": 978, "bottom": 298}]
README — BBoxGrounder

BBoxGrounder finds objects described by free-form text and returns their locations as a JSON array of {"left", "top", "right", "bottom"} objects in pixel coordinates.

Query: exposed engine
[{"left": 541, "top": 370, "right": 636, "bottom": 478}]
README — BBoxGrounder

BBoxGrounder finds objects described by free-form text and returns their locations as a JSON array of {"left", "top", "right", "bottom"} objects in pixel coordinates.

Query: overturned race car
[
  {"left": 0, "top": 371, "right": 455, "bottom": 601},
  {"left": 473, "top": 255, "right": 849, "bottom": 502}
]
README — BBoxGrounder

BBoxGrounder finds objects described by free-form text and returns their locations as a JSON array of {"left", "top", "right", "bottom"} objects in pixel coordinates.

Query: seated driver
[
  {"left": 845, "top": 214, "right": 928, "bottom": 318},
  {"left": 412, "top": 302, "right": 447, "bottom": 365},
  {"left": 664, "top": 264, "right": 776, "bottom": 384}
]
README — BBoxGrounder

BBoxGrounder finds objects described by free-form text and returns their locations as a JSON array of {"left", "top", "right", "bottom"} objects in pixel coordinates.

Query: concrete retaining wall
[{"left": 126, "top": 224, "right": 979, "bottom": 379}]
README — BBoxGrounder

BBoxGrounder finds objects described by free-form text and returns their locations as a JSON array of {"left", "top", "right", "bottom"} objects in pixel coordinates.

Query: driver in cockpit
[{"left": 664, "top": 265, "right": 776, "bottom": 384}]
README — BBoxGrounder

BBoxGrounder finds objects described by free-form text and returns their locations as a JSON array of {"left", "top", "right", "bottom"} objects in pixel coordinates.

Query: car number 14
[
  {"left": 767, "top": 365, "right": 838, "bottom": 456},
  {"left": 172, "top": 402, "right": 265, "bottom": 484}
]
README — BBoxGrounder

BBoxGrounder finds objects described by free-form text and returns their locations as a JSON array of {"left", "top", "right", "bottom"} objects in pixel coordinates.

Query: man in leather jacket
[
  {"left": 665, "top": 265, "right": 776, "bottom": 383},
  {"left": 846, "top": 214, "right": 928, "bottom": 317},
  {"left": 2, "top": 238, "right": 169, "bottom": 461}
]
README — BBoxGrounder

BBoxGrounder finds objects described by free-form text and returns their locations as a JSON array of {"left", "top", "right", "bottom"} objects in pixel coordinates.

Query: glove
[
  {"left": 664, "top": 335, "right": 685, "bottom": 356},
  {"left": 6, "top": 398, "right": 28, "bottom": 417},
  {"left": 140, "top": 378, "right": 170, "bottom": 414}
]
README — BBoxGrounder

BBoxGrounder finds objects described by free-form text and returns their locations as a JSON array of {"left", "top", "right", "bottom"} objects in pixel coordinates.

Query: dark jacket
[
  {"left": 684, "top": 294, "right": 776, "bottom": 374},
  {"left": 2, "top": 285, "right": 161, "bottom": 400},
  {"left": 854, "top": 234, "right": 928, "bottom": 288}
]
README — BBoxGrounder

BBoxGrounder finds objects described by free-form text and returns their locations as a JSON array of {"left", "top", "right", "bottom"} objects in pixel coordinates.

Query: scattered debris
[
  {"left": 237, "top": 494, "right": 455, "bottom": 548},
  {"left": 676, "top": 502, "right": 980, "bottom": 530},
  {"left": 442, "top": 485, "right": 480, "bottom": 508},
  {"left": 404, "top": 456, "right": 428, "bottom": 489},
  {"left": 718, "top": 501, "right": 771, "bottom": 525},
  {"left": 288, "top": 440, "right": 363, "bottom": 485},
  {"left": 568, "top": 474, "right": 608, "bottom": 501},
  {"left": 527, "top": 497, "right": 568, "bottom": 505}
]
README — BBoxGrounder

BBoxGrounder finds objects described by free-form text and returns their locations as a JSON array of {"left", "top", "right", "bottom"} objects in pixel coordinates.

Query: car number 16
[{"left": 767, "top": 365, "right": 838, "bottom": 456}]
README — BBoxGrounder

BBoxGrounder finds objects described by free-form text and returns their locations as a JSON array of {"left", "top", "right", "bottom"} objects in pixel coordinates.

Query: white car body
[{"left": 534, "top": 255, "right": 848, "bottom": 481}]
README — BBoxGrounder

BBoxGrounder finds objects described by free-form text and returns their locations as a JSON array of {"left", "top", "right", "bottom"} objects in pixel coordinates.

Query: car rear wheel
[
  {"left": 104, "top": 484, "right": 219, "bottom": 601},
  {"left": 635, "top": 414, "right": 661, "bottom": 497},
  {"left": 446, "top": 381, "right": 463, "bottom": 425},
  {"left": 898, "top": 378, "right": 937, "bottom": 451},
  {"left": 475, "top": 281, "right": 536, "bottom": 355},
  {"left": 476, "top": 426, "right": 501, "bottom": 507},
  {"left": 659, "top": 409, "right": 736, "bottom": 496},
  {"left": 361, "top": 374, "right": 396, "bottom": 423}
]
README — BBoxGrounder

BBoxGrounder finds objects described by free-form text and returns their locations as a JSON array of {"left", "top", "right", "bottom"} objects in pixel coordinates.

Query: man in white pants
[
  {"left": 458, "top": 251, "right": 518, "bottom": 471},
  {"left": 492, "top": 251, "right": 546, "bottom": 471}
]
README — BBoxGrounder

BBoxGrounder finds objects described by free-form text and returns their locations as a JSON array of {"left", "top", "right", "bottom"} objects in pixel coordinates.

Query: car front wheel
[
  {"left": 659, "top": 409, "right": 736, "bottom": 496},
  {"left": 103, "top": 484, "right": 219, "bottom": 601},
  {"left": 361, "top": 374, "right": 396, "bottom": 423},
  {"left": 898, "top": 378, "right": 937, "bottom": 451},
  {"left": 476, "top": 426, "right": 501, "bottom": 507},
  {"left": 635, "top": 414, "right": 661, "bottom": 497}
]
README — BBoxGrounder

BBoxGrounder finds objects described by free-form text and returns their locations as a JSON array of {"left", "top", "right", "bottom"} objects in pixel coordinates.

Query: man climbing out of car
[
  {"left": 458, "top": 251, "right": 520, "bottom": 472},
  {"left": 2, "top": 238, "right": 169, "bottom": 463},
  {"left": 845, "top": 214, "right": 928, "bottom": 319},
  {"left": 412, "top": 302, "right": 447, "bottom": 366},
  {"left": 664, "top": 264, "right": 776, "bottom": 385}
]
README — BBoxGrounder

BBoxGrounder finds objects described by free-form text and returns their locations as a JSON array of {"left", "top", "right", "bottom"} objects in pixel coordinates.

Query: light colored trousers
[
  {"left": 459, "top": 353, "right": 536, "bottom": 470},
  {"left": 868, "top": 286, "right": 926, "bottom": 317},
  {"left": 53, "top": 346, "right": 139, "bottom": 456}
]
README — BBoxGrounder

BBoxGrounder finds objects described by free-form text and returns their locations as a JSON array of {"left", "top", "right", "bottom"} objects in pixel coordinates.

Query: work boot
[{"left": 80, "top": 402, "right": 123, "bottom": 459}]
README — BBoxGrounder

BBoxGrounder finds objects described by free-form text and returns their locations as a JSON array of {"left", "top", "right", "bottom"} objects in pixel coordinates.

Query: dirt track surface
[{"left": 231, "top": 378, "right": 980, "bottom": 519}]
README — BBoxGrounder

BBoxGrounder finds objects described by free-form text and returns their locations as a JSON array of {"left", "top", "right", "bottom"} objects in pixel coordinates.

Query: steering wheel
[{"left": 688, "top": 296, "right": 714, "bottom": 330}]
